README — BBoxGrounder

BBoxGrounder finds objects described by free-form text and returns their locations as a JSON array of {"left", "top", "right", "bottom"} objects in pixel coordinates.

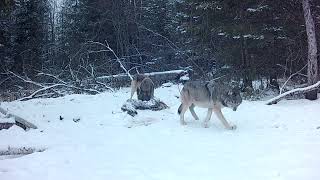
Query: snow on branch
[
  {"left": 95, "top": 69, "right": 190, "bottom": 88},
  {"left": 266, "top": 81, "right": 320, "bottom": 105}
]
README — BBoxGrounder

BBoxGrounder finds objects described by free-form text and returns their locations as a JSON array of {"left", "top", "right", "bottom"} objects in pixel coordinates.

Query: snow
[
  {"left": 0, "top": 114, "right": 15, "bottom": 123},
  {"left": 0, "top": 85, "right": 320, "bottom": 180},
  {"left": 232, "top": 35, "right": 264, "bottom": 40},
  {"left": 179, "top": 74, "right": 189, "bottom": 81},
  {"left": 145, "top": 69, "right": 186, "bottom": 76},
  {"left": 247, "top": 5, "right": 269, "bottom": 12},
  {"left": 247, "top": 8, "right": 258, "bottom": 12}
]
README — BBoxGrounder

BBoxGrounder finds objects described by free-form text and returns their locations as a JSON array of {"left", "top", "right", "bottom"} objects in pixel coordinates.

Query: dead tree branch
[
  {"left": 279, "top": 64, "right": 308, "bottom": 94},
  {"left": 266, "top": 81, "right": 320, "bottom": 105},
  {"left": 8, "top": 71, "right": 102, "bottom": 101},
  {"left": 86, "top": 41, "right": 133, "bottom": 80}
]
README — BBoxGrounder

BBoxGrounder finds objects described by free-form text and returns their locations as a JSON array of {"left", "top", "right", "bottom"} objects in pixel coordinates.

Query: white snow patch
[
  {"left": 247, "top": 5, "right": 269, "bottom": 12},
  {"left": 0, "top": 85, "right": 319, "bottom": 180},
  {"left": 145, "top": 69, "right": 186, "bottom": 76},
  {"left": 0, "top": 113, "right": 15, "bottom": 123}
]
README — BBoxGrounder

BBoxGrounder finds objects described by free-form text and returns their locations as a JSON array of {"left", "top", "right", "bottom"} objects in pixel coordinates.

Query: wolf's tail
[{"left": 177, "top": 104, "right": 183, "bottom": 115}]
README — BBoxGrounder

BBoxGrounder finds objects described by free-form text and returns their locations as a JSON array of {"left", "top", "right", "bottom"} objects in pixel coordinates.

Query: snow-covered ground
[{"left": 0, "top": 85, "right": 319, "bottom": 180}]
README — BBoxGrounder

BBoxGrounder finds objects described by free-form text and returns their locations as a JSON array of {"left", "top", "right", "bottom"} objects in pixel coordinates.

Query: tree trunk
[
  {"left": 241, "top": 36, "right": 252, "bottom": 89},
  {"left": 302, "top": 0, "right": 318, "bottom": 100}
]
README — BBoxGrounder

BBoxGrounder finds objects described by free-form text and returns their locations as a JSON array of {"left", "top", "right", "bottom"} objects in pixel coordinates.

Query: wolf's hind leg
[
  {"left": 212, "top": 107, "right": 236, "bottom": 130},
  {"left": 189, "top": 104, "right": 199, "bottom": 120},
  {"left": 203, "top": 108, "right": 213, "bottom": 128}
]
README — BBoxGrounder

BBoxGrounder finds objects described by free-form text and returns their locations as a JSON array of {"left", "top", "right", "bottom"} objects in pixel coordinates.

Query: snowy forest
[
  {"left": 0, "top": 1, "right": 320, "bottom": 180},
  {"left": 0, "top": 0, "right": 319, "bottom": 101}
]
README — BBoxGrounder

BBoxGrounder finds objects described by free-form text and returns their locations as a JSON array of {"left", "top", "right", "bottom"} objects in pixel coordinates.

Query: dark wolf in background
[{"left": 130, "top": 74, "right": 155, "bottom": 101}]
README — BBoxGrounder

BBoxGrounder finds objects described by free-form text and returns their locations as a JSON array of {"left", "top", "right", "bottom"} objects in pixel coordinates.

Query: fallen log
[
  {"left": 0, "top": 105, "right": 38, "bottom": 130},
  {"left": 0, "top": 122, "right": 15, "bottom": 130},
  {"left": 266, "top": 81, "right": 320, "bottom": 105},
  {"left": 91, "top": 69, "right": 191, "bottom": 88}
]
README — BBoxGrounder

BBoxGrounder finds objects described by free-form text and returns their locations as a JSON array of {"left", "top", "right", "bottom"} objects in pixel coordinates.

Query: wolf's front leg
[
  {"left": 130, "top": 80, "right": 137, "bottom": 99},
  {"left": 189, "top": 104, "right": 199, "bottom": 120},
  {"left": 179, "top": 105, "right": 188, "bottom": 126},
  {"left": 212, "top": 107, "right": 237, "bottom": 130}
]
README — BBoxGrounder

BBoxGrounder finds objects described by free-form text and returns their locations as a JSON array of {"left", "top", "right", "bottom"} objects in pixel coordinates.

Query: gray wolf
[
  {"left": 130, "top": 74, "right": 155, "bottom": 101},
  {"left": 177, "top": 80, "right": 242, "bottom": 130}
]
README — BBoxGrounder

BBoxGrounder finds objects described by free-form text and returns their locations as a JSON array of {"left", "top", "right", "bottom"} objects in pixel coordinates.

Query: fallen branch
[
  {"left": 266, "top": 81, "right": 320, "bottom": 105},
  {"left": 8, "top": 71, "right": 102, "bottom": 101},
  {"left": 18, "top": 83, "right": 100, "bottom": 101},
  {"left": 95, "top": 69, "right": 190, "bottom": 88},
  {"left": 18, "top": 84, "right": 64, "bottom": 101},
  {"left": 38, "top": 72, "right": 112, "bottom": 92}
]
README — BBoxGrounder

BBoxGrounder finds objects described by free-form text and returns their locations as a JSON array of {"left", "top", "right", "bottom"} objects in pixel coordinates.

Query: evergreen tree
[{"left": 11, "top": 0, "right": 50, "bottom": 78}]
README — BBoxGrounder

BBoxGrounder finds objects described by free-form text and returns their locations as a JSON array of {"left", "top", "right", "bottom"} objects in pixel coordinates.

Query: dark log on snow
[
  {"left": 91, "top": 69, "right": 191, "bottom": 88},
  {"left": 266, "top": 81, "right": 320, "bottom": 105},
  {"left": 0, "top": 106, "right": 38, "bottom": 130},
  {"left": 0, "top": 123, "right": 15, "bottom": 130},
  {"left": 121, "top": 99, "right": 169, "bottom": 116}
]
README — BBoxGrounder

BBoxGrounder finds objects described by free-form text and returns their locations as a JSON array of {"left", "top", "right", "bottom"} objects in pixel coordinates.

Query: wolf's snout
[{"left": 233, "top": 107, "right": 237, "bottom": 111}]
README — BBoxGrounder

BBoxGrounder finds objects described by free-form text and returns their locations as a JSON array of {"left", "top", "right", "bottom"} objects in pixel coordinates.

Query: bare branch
[
  {"left": 95, "top": 81, "right": 114, "bottom": 92},
  {"left": 9, "top": 71, "right": 44, "bottom": 88},
  {"left": 85, "top": 41, "right": 133, "bottom": 80},
  {"left": 279, "top": 64, "right": 308, "bottom": 94},
  {"left": 18, "top": 84, "right": 65, "bottom": 101},
  {"left": 37, "top": 72, "right": 67, "bottom": 84},
  {"left": 266, "top": 81, "right": 320, "bottom": 105}
]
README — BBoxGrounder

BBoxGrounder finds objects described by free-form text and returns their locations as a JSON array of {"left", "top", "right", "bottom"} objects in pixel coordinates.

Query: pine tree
[{"left": 11, "top": 0, "right": 50, "bottom": 78}]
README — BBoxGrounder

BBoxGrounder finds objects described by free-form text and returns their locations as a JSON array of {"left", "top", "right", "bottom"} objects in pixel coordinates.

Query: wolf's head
[{"left": 223, "top": 86, "right": 242, "bottom": 111}]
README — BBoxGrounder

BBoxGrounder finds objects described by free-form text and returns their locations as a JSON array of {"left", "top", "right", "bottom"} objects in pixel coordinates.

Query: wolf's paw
[
  {"left": 203, "top": 123, "right": 209, "bottom": 128},
  {"left": 180, "top": 121, "right": 187, "bottom": 126},
  {"left": 228, "top": 125, "right": 237, "bottom": 130}
]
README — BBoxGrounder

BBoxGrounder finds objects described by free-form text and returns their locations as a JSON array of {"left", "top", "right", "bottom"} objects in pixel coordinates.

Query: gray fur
[
  {"left": 130, "top": 74, "right": 155, "bottom": 101},
  {"left": 178, "top": 80, "right": 242, "bottom": 130}
]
